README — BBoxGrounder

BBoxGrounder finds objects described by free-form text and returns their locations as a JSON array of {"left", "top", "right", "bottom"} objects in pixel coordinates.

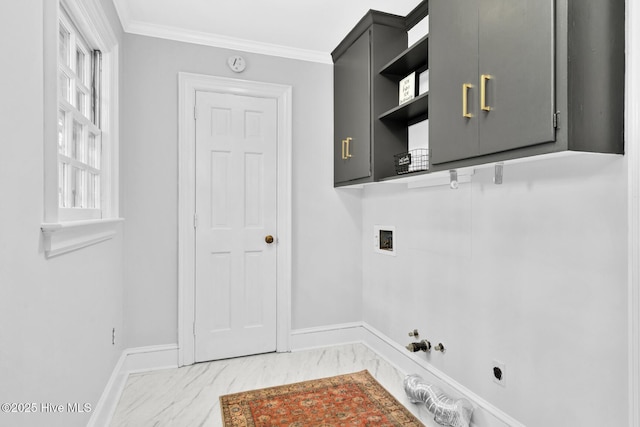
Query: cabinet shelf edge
[
  {"left": 379, "top": 34, "right": 429, "bottom": 76},
  {"left": 379, "top": 92, "right": 429, "bottom": 123}
]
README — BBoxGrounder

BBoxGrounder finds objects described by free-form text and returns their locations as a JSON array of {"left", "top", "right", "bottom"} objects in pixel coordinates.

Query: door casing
[{"left": 178, "top": 72, "right": 292, "bottom": 366}]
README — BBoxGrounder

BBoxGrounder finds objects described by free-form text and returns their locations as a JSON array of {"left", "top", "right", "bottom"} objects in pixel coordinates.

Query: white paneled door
[{"left": 194, "top": 91, "right": 278, "bottom": 362}]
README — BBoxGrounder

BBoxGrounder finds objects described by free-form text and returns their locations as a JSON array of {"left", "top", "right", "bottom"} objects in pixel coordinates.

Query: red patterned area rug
[{"left": 219, "top": 370, "right": 424, "bottom": 426}]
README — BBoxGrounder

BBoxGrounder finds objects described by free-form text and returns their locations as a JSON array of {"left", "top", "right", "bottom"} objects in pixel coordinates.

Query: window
[
  {"left": 58, "top": 7, "right": 102, "bottom": 220},
  {"left": 41, "top": 0, "right": 120, "bottom": 257}
]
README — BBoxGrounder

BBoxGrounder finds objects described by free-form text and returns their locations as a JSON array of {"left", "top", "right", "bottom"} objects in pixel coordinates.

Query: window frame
[
  {"left": 58, "top": 8, "right": 102, "bottom": 220},
  {"left": 42, "top": 0, "right": 121, "bottom": 257}
]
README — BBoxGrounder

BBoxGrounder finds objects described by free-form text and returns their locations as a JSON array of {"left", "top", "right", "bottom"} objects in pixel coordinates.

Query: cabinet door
[
  {"left": 478, "top": 0, "right": 555, "bottom": 154},
  {"left": 334, "top": 30, "right": 372, "bottom": 184},
  {"left": 429, "top": 0, "right": 480, "bottom": 165}
]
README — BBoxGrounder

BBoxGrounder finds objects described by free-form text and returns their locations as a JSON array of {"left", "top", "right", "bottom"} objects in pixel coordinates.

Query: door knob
[{"left": 265, "top": 235, "right": 274, "bottom": 244}]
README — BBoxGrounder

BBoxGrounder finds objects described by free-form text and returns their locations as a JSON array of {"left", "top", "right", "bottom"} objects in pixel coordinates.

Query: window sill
[{"left": 41, "top": 218, "right": 124, "bottom": 258}]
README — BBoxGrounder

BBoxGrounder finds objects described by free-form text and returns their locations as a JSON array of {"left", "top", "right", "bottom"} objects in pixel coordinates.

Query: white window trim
[
  {"left": 41, "top": 218, "right": 124, "bottom": 258},
  {"left": 42, "top": 0, "right": 121, "bottom": 258}
]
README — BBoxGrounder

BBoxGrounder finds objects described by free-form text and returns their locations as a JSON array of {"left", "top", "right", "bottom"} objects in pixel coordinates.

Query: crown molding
[
  {"left": 127, "top": 20, "right": 331, "bottom": 64},
  {"left": 111, "top": 0, "right": 132, "bottom": 33},
  {"left": 111, "top": 0, "right": 332, "bottom": 65}
]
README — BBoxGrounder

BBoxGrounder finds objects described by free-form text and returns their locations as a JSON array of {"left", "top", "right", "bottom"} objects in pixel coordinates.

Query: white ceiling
[{"left": 111, "top": 0, "right": 422, "bottom": 63}]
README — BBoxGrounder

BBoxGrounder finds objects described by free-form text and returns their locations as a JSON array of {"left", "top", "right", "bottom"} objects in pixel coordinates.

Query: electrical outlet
[{"left": 492, "top": 360, "right": 506, "bottom": 387}]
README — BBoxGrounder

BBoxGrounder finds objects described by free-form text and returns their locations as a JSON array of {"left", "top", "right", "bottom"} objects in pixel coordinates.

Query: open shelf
[
  {"left": 379, "top": 92, "right": 428, "bottom": 124},
  {"left": 380, "top": 34, "right": 429, "bottom": 77},
  {"left": 333, "top": 1, "right": 431, "bottom": 187}
]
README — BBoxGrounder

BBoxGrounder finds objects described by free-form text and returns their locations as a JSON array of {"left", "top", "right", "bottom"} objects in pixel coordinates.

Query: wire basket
[{"left": 394, "top": 149, "right": 429, "bottom": 175}]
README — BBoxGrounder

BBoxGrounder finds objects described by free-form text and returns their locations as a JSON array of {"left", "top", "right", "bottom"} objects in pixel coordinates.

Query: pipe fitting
[{"left": 406, "top": 340, "right": 431, "bottom": 352}]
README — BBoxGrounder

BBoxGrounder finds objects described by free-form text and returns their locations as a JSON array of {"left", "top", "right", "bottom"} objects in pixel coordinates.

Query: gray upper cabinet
[
  {"left": 333, "top": 12, "right": 408, "bottom": 187},
  {"left": 477, "top": 0, "right": 555, "bottom": 156},
  {"left": 430, "top": 0, "right": 556, "bottom": 165},
  {"left": 429, "top": 0, "right": 479, "bottom": 164},
  {"left": 334, "top": 31, "right": 372, "bottom": 184},
  {"left": 430, "top": 0, "right": 624, "bottom": 170},
  {"left": 333, "top": 0, "right": 624, "bottom": 186}
]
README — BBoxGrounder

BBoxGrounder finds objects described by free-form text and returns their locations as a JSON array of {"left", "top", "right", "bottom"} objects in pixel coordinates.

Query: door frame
[{"left": 177, "top": 72, "right": 292, "bottom": 366}]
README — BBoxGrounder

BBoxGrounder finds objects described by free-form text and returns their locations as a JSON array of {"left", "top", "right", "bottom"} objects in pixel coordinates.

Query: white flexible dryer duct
[{"left": 403, "top": 374, "right": 474, "bottom": 427}]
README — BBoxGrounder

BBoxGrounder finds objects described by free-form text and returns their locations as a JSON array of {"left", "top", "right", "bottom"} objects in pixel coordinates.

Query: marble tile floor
[{"left": 110, "top": 343, "right": 439, "bottom": 426}]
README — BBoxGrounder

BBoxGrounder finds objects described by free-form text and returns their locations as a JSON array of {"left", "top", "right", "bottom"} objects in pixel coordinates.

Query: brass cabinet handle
[
  {"left": 341, "top": 137, "right": 353, "bottom": 159},
  {"left": 481, "top": 74, "right": 492, "bottom": 111},
  {"left": 265, "top": 235, "right": 274, "bottom": 244},
  {"left": 462, "top": 83, "right": 473, "bottom": 118}
]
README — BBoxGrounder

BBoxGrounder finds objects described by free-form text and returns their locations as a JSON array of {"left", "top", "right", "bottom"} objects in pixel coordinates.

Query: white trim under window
[{"left": 42, "top": 0, "right": 121, "bottom": 257}]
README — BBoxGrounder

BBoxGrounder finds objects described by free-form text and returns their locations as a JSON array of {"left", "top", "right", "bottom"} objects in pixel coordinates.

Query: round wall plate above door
[{"left": 227, "top": 55, "right": 246, "bottom": 73}]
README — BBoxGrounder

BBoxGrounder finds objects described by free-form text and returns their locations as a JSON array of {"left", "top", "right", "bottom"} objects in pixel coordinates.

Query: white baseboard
[
  {"left": 91, "top": 326, "right": 522, "bottom": 427},
  {"left": 87, "top": 344, "right": 178, "bottom": 427},
  {"left": 290, "top": 322, "right": 365, "bottom": 350},
  {"left": 292, "top": 322, "right": 524, "bottom": 427}
]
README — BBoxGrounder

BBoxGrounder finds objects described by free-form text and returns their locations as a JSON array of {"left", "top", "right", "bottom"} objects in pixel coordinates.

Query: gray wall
[
  {"left": 362, "top": 154, "right": 628, "bottom": 426},
  {"left": 120, "top": 22, "right": 629, "bottom": 427},
  {"left": 121, "top": 34, "right": 363, "bottom": 348},
  {"left": 0, "top": 1, "right": 125, "bottom": 426}
]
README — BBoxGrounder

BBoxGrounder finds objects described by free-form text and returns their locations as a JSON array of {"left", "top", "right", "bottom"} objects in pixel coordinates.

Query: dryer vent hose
[{"left": 403, "top": 374, "right": 474, "bottom": 427}]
